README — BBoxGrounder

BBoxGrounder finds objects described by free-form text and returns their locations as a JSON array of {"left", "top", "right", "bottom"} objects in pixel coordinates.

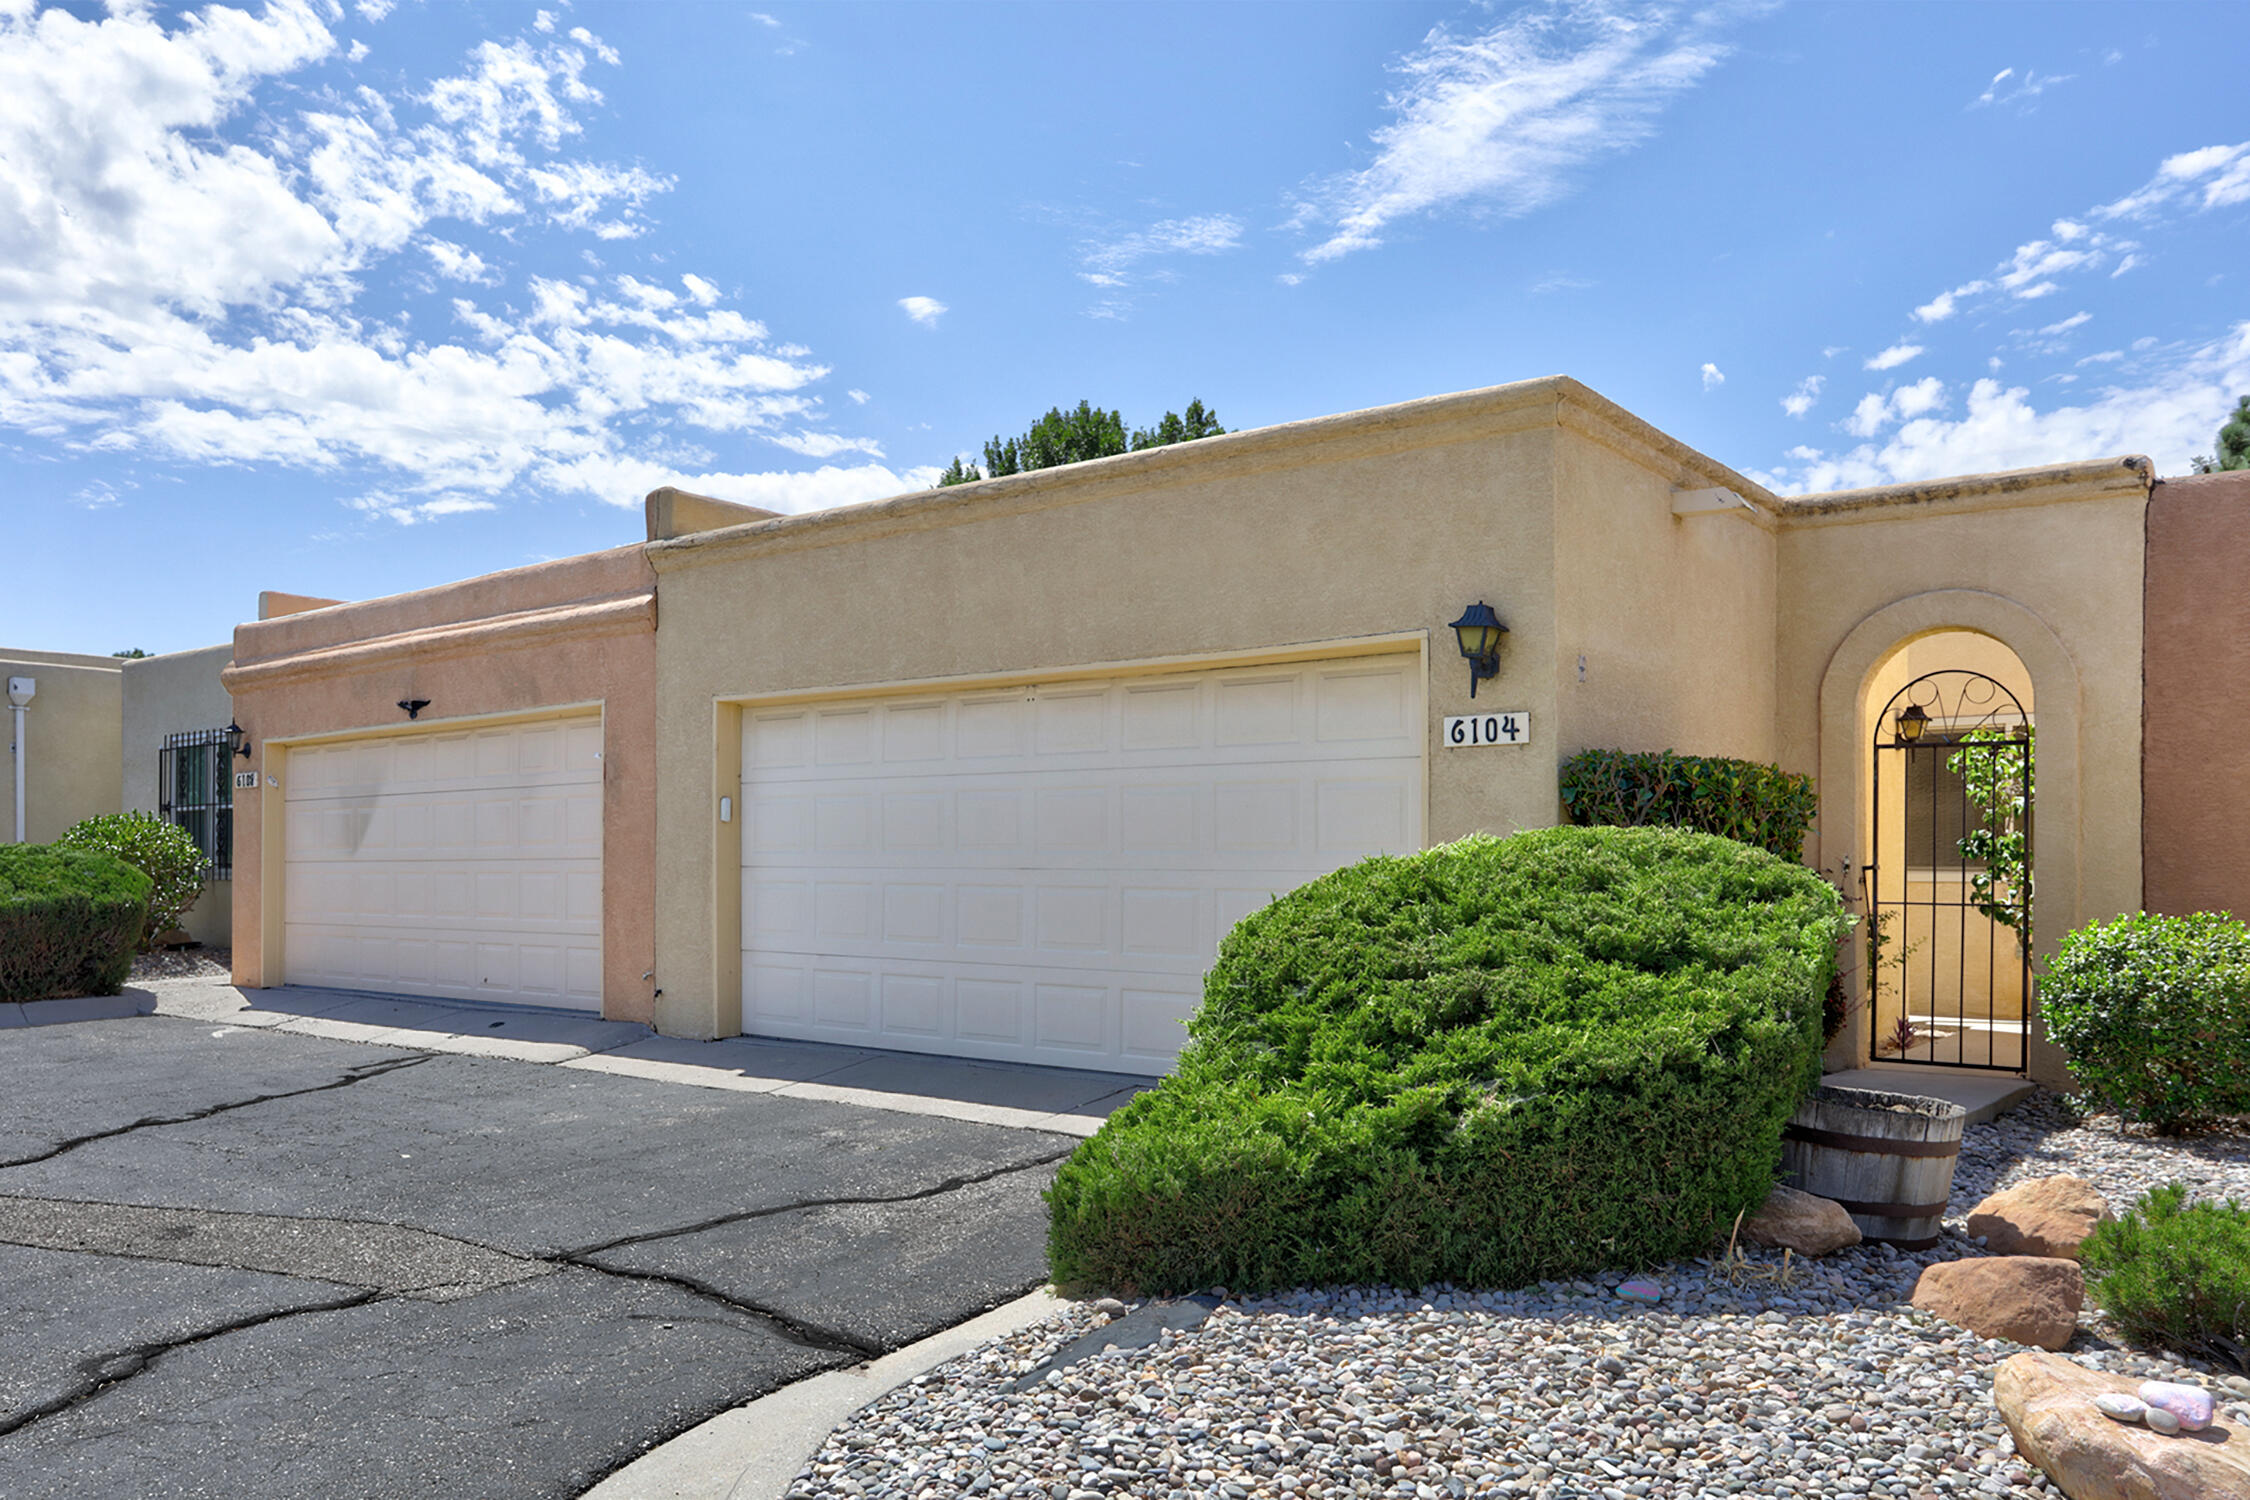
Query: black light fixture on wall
[
  {"left": 1448, "top": 601, "right": 1508, "bottom": 698},
  {"left": 1894, "top": 702, "right": 1929, "bottom": 744},
  {"left": 224, "top": 720, "right": 252, "bottom": 759},
  {"left": 398, "top": 699, "right": 431, "bottom": 720}
]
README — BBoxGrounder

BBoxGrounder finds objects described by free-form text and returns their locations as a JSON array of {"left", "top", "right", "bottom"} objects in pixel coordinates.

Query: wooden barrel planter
[{"left": 1779, "top": 1086, "right": 1967, "bottom": 1249}]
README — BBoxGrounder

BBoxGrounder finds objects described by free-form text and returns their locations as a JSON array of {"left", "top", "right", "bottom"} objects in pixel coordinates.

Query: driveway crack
[
  {"left": 0, "top": 1288, "right": 381, "bottom": 1440},
  {"left": 551, "top": 1254, "right": 883, "bottom": 1357},
  {"left": 562, "top": 1145, "right": 1075, "bottom": 1261},
  {"left": 0, "top": 1053, "right": 434, "bottom": 1171}
]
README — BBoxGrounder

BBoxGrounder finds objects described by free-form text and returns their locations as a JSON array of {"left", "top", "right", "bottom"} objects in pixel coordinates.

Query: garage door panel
[
  {"left": 741, "top": 658, "right": 1421, "bottom": 1070},
  {"left": 285, "top": 715, "right": 603, "bottom": 1010}
]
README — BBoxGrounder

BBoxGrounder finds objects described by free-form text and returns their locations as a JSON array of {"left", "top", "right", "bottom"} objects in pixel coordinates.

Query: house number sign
[{"left": 1444, "top": 712, "right": 1529, "bottom": 746}]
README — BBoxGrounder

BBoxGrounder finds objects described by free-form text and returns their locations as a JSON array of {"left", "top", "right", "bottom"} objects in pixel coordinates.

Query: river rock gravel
[{"left": 784, "top": 1094, "right": 2250, "bottom": 1500}]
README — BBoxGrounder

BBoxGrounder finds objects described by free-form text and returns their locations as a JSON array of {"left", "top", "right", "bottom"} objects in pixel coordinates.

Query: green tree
[
  {"left": 2190, "top": 394, "right": 2250, "bottom": 473},
  {"left": 939, "top": 398, "right": 1227, "bottom": 486},
  {"left": 1950, "top": 725, "right": 2034, "bottom": 947},
  {"left": 111, "top": 648, "right": 151, "bottom": 659}
]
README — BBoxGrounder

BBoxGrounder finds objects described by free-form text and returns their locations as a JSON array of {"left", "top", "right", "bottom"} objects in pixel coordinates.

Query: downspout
[{"left": 6, "top": 677, "right": 33, "bottom": 843}]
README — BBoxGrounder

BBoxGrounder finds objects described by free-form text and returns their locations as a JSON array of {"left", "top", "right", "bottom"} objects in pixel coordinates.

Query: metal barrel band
[
  {"left": 1782, "top": 1123, "right": 1961, "bottom": 1159},
  {"left": 1828, "top": 1194, "right": 1953, "bottom": 1220}
]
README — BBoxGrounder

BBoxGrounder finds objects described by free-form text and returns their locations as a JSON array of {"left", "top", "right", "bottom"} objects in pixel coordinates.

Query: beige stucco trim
[
  {"left": 256, "top": 698, "right": 608, "bottom": 751},
  {"left": 1816, "top": 590, "right": 2086, "bottom": 1086},
  {"left": 222, "top": 594, "right": 654, "bottom": 694},
  {"left": 1778, "top": 456, "right": 2150, "bottom": 525},
  {"left": 711, "top": 630, "right": 1432, "bottom": 711},
  {"left": 645, "top": 376, "right": 1774, "bottom": 575}
]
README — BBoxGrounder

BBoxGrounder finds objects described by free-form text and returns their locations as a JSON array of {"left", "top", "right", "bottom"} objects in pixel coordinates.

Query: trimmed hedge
[
  {"left": 1559, "top": 749, "right": 1818, "bottom": 863},
  {"left": 55, "top": 811, "right": 207, "bottom": 948},
  {"left": 0, "top": 844, "right": 152, "bottom": 1001},
  {"left": 2041, "top": 911, "right": 2250, "bottom": 1134},
  {"left": 2081, "top": 1183, "right": 2250, "bottom": 1373},
  {"left": 1046, "top": 826, "right": 1848, "bottom": 1294}
]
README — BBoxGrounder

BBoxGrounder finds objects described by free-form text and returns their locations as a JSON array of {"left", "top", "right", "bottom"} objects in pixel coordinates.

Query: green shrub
[
  {"left": 0, "top": 844, "right": 153, "bottom": 1001},
  {"left": 54, "top": 811, "right": 206, "bottom": 948},
  {"left": 1046, "top": 826, "right": 1848, "bottom": 1295},
  {"left": 2081, "top": 1183, "right": 2250, "bottom": 1373},
  {"left": 1558, "top": 749, "right": 1819, "bottom": 863},
  {"left": 2040, "top": 912, "right": 2250, "bottom": 1134}
]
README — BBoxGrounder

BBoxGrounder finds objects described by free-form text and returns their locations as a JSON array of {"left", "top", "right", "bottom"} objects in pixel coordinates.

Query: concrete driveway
[{"left": 0, "top": 988, "right": 1144, "bottom": 1500}]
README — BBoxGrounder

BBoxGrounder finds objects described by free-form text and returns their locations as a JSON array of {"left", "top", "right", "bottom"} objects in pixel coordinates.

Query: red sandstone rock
[
  {"left": 1910, "top": 1256, "right": 2084, "bottom": 1350},
  {"left": 1967, "top": 1175, "right": 2113, "bottom": 1260},
  {"left": 1995, "top": 1351, "right": 2250, "bottom": 1500}
]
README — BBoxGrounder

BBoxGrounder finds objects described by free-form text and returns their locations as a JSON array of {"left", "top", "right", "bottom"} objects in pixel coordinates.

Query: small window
[{"left": 159, "top": 729, "right": 233, "bottom": 881}]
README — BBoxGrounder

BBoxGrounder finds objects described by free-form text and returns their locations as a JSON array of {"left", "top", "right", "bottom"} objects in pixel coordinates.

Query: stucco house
[
  {"left": 1, "top": 642, "right": 238, "bottom": 946},
  {"left": 20, "top": 374, "right": 2245, "bottom": 1088}
]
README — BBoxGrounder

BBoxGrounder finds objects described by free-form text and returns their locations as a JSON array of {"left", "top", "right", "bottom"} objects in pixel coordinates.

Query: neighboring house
[
  {"left": 30, "top": 377, "right": 2250, "bottom": 1089},
  {"left": 1, "top": 642, "right": 239, "bottom": 945}
]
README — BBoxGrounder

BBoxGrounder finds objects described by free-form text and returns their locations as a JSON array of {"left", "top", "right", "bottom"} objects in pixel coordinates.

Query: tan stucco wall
[
  {"left": 222, "top": 547, "right": 659, "bottom": 1020},
  {"left": 1551, "top": 413, "right": 1779, "bottom": 772},
  {"left": 1, "top": 649, "right": 123, "bottom": 844},
  {"left": 644, "top": 377, "right": 1767, "bottom": 1039},
  {"left": 1775, "top": 458, "right": 2152, "bottom": 1086},
  {"left": 2143, "top": 470, "right": 2250, "bottom": 918},
  {"left": 120, "top": 643, "right": 237, "bottom": 946}
]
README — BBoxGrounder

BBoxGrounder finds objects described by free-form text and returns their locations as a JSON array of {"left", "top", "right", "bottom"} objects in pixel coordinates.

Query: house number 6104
[{"left": 1444, "top": 712, "right": 1530, "bottom": 746}]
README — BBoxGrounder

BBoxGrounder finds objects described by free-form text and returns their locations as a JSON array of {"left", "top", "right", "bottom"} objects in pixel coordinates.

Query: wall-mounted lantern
[
  {"left": 398, "top": 699, "right": 431, "bottom": 721},
  {"left": 1448, "top": 601, "right": 1508, "bottom": 699},
  {"left": 1894, "top": 703, "right": 1930, "bottom": 744},
  {"left": 224, "top": 720, "right": 252, "bottom": 759}
]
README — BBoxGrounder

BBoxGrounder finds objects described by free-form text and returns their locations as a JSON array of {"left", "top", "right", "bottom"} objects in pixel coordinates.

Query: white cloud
[
  {"left": 1971, "top": 66, "right": 2073, "bottom": 110},
  {"left": 1291, "top": 2, "right": 1738, "bottom": 264},
  {"left": 898, "top": 296, "right": 946, "bottom": 327},
  {"left": 2039, "top": 311, "right": 2091, "bottom": 335},
  {"left": 1530, "top": 272, "right": 1594, "bottom": 295},
  {"left": 356, "top": 0, "right": 394, "bottom": 20},
  {"left": 1842, "top": 376, "right": 1947, "bottom": 439},
  {"left": 0, "top": 4, "right": 876, "bottom": 516},
  {"left": 1075, "top": 214, "right": 1244, "bottom": 305},
  {"left": 2097, "top": 141, "right": 2250, "bottom": 220},
  {"left": 1699, "top": 362, "right": 1724, "bottom": 391},
  {"left": 1863, "top": 342, "right": 1924, "bottom": 371},
  {"left": 1780, "top": 374, "right": 1824, "bottom": 418},
  {"left": 533, "top": 11, "right": 556, "bottom": 34},
  {"left": 766, "top": 430, "right": 883, "bottom": 460},
  {"left": 1755, "top": 322, "right": 2250, "bottom": 492},
  {"left": 422, "top": 238, "right": 494, "bottom": 282},
  {"left": 1913, "top": 281, "right": 1986, "bottom": 323},
  {"left": 845, "top": 388, "right": 869, "bottom": 405},
  {"left": 749, "top": 12, "right": 781, "bottom": 27}
]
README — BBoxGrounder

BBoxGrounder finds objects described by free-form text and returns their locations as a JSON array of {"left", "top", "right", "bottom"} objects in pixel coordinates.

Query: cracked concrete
[{"left": 0, "top": 1007, "right": 1110, "bottom": 1499}]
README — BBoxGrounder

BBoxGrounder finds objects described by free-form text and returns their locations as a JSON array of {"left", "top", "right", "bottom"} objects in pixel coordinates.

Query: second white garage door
[
  {"left": 740, "top": 655, "right": 1424, "bottom": 1072},
  {"left": 283, "top": 715, "right": 604, "bottom": 1010}
]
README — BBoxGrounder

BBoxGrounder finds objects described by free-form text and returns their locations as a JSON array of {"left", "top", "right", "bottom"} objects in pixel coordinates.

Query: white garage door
[
  {"left": 740, "top": 655, "right": 1424, "bottom": 1072},
  {"left": 284, "top": 716, "right": 604, "bottom": 1010}
]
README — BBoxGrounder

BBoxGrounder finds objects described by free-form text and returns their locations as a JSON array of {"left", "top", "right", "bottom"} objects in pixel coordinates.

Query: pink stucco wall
[{"left": 223, "top": 546, "right": 660, "bottom": 1021}]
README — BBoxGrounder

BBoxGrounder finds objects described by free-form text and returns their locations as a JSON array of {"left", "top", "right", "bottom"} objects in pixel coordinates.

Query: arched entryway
[{"left": 1864, "top": 653, "right": 2033, "bottom": 1070}]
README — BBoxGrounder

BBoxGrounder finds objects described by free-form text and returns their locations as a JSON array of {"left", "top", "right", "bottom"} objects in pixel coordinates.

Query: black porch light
[
  {"left": 225, "top": 720, "right": 252, "bottom": 759},
  {"left": 1894, "top": 702, "right": 1930, "bottom": 744},
  {"left": 1448, "top": 600, "right": 1508, "bottom": 698}
]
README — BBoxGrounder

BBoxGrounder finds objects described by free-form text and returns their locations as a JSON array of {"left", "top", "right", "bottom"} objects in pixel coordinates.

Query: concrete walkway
[
  {"left": 139, "top": 977, "right": 1158, "bottom": 1138},
  {"left": 1819, "top": 1063, "right": 2038, "bottom": 1125}
]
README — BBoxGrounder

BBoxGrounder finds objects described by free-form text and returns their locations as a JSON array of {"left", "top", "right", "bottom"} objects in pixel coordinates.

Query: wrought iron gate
[{"left": 1866, "top": 670, "right": 2032, "bottom": 1071}]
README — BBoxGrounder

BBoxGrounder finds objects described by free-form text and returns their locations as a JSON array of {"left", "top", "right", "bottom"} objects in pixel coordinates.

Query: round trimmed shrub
[
  {"left": 2041, "top": 911, "right": 2250, "bottom": 1134},
  {"left": 1046, "top": 826, "right": 1849, "bottom": 1294},
  {"left": 2081, "top": 1183, "right": 2250, "bottom": 1372},
  {"left": 55, "top": 811, "right": 207, "bottom": 948},
  {"left": 0, "top": 844, "right": 153, "bottom": 1001}
]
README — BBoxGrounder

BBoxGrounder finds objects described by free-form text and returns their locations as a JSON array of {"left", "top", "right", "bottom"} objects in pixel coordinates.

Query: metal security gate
[{"left": 1867, "top": 670, "right": 2033, "bottom": 1071}]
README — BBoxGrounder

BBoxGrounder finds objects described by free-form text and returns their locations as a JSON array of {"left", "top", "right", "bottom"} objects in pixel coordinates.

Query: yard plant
[
  {"left": 1046, "top": 826, "right": 1850, "bottom": 1295},
  {"left": 1558, "top": 749, "right": 1818, "bottom": 863},
  {"left": 0, "top": 844, "right": 152, "bottom": 1001},
  {"left": 2081, "top": 1183, "right": 2250, "bottom": 1374},
  {"left": 2040, "top": 911, "right": 2250, "bottom": 1134},
  {"left": 55, "top": 811, "right": 207, "bottom": 948}
]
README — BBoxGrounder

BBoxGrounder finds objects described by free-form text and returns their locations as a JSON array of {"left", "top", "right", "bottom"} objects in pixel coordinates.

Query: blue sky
[{"left": 5, "top": 0, "right": 2247, "bottom": 654}]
